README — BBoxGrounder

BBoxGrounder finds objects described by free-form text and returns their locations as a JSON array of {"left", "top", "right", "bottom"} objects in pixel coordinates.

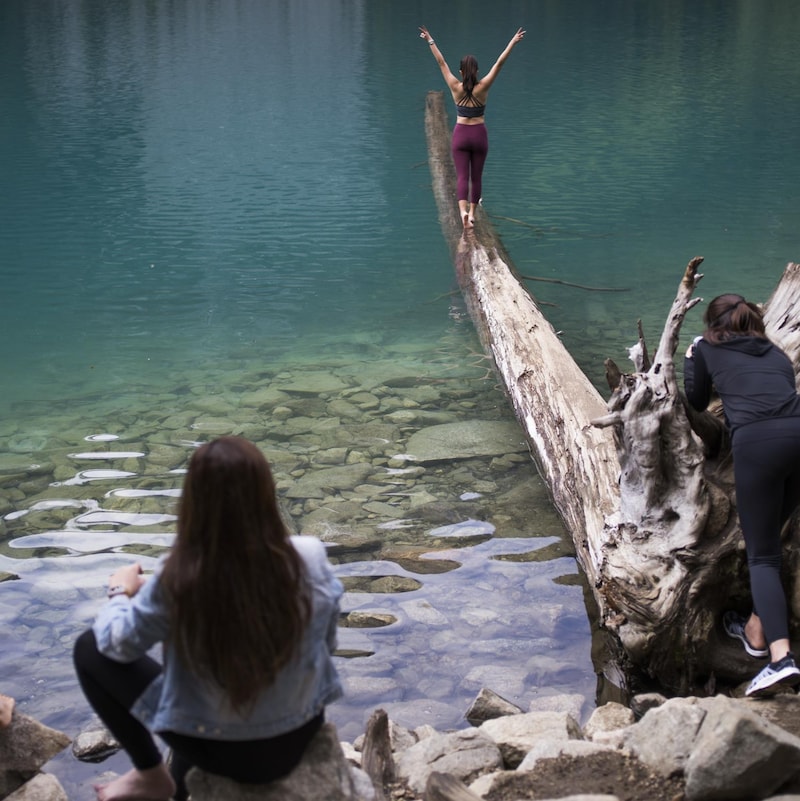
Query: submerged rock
[{"left": 404, "top": 421, "right": 528, "bottom": 463}]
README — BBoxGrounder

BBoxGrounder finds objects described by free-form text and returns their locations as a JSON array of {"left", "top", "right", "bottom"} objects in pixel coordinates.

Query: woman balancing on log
[
  {"left": 419, "top": 25, "right": 525, "bottom": 230},
  {"left": 73, "top": 436, "right": 343, "bottom": 801},
  {"left": 684, "top": 294, "right": 800, "bottom": 697}
]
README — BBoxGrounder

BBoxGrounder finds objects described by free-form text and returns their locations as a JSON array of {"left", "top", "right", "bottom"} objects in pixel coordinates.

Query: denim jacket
[{"left": 92, "top": 535, "right": 343, "bottom": 739}]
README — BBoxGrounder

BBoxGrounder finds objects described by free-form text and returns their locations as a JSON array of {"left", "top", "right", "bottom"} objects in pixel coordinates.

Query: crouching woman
[{"left": 74, "top": 436, "right": 343, "bottom": 801}]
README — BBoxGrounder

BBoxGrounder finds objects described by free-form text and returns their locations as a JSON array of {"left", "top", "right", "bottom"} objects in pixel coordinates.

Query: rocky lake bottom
[{"left": 0, "top": 329, "right": 599, "bottom": 797}]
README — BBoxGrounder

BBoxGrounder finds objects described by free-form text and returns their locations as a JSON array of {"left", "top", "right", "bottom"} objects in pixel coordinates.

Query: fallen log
[
  {"left": 423, "top": 89, "right": 620, "bottom": 595},
  {"left": 423, "top": 88, "right": 800, "bottom": 693},
  {"left": 423, "top": 89, "right": 627, "bottom": 692}
]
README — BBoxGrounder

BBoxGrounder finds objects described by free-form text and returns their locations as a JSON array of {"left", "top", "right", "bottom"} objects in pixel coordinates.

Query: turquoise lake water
[{"left": 1, "top": 0, "right": 799, "bottom": 794}]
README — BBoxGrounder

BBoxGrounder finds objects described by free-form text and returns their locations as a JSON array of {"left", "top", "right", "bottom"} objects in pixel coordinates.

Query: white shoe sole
[{"left": 746, "top": 666, "right": 800, "bottom": 697}]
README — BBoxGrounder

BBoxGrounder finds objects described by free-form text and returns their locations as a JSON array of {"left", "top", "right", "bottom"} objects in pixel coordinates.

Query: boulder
[
  {"left": 464, "top": 687, "right": 523, "bottom": 726},
  {"left": 185, "top": 723, "right": 374, "bottom": 801},
  {"left": 517, "top": 739, "right": 616, "bottom": 772},
  {"left": 394, "top": 728, "right": 502, "bottom": 794},
  {"left": 5, "top": 772, "right": 68, "bottom": 801},
  {"left": 479, "top": 711, "right": 582, "bottom": 768},
  {"left": 684, "top": 695, "right": 800, "bottom": 800},
  {"left": 743, "top": 694, "right": 800, "bottom": 740},
  {"left": 629, "top": 692, "right": 667, "bottom": 720},
  {"left": 0, "top": 712, "right": 70, "bottom": 773},
  {"left": 622, "top": 697, "right": 707, "bottom": 776},
  {"left": 582, "top": 702, "right": 635, "bottom": 742},
  {"left": 72, "top": 720, "right": 120, "bottom": 761}
]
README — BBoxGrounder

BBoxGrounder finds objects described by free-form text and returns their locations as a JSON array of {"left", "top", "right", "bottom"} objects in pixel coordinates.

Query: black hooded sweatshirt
[{"left": 684, "top": 335, "right": 800, "bottom": 435}]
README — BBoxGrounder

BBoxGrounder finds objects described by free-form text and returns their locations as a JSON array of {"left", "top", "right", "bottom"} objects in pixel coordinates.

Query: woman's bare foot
[
  {"left": 94, "top": 764, "right": 176, "bottom": 801},
  {"left": 0, "top": 694, "right": 15, "bottom": 728},
  {"left": 462, "top": 212, "right": 473, "bottom": 229}
]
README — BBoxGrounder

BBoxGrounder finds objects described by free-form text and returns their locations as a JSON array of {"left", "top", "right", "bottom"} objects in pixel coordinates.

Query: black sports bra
[
  {"left": 455, "top": 103, "right": 486, "bottom": 118},
  {"left": 455, "top": 92, "right": 486, "bottom": 118}
]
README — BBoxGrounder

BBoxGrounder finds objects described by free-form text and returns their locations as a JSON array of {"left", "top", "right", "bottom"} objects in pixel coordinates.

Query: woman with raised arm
[
  {"left": 419, "top": 25, "right": 525, "bottom": 229},
  {"left": 74, "top": 436, "right": 343, "bottom": 801},
  {"left": 684, "top": 294, "right": 800, "bottom": 697}
]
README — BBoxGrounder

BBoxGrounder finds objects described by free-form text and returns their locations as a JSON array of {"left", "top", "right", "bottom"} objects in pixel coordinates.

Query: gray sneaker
[
  {"left": 723, "top": 611, "right": 768, "bottom": 658},
  {"left": 745, "top": 652, "right": 800, "bottom": 698}
]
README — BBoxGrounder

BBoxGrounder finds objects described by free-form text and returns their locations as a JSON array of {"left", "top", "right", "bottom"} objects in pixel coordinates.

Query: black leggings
[
  {"left": 73, "top": 630, "right": 323, "bottom": 801},
  {"left": 733, "top": 417, "right": 800, "bottom": 645}
]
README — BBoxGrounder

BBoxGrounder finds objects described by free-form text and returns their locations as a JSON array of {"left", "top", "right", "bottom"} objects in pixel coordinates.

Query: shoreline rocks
[
  {"left": 0, "top": 703, "right": 70, "bottom": 800},
  {"left": 62, "top": 688, "right": 800, "bottom": 801}
]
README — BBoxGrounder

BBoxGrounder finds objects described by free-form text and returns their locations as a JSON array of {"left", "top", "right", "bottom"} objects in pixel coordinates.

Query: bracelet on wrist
[
  {"left": 428, "top": 40, "right": 435, "bottom": 45},
  {"left": 107, "top": 585, "right": 129, "bottom": 599}
]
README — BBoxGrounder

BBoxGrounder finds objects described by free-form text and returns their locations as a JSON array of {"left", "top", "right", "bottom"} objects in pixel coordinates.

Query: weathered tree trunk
[
  {"left": 424, "top": 87, "right": 800, "bottom": 693},
  {"left": 591, "top": 258, "right": 732, "bottom": 689},
  {"left": 595, "top": 259, "right": 800, "bottom": 690},
  {"left": 763, "top": 262, "right": 800, "bottom": 374}
]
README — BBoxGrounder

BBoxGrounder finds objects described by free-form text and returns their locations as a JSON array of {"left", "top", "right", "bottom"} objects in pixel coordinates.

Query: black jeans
[
  {"left": 733, "top": 416, "right": 800, "bottom": 645},
  {"left": 73, "top": 629, "right": 323, "bottom": 801}
]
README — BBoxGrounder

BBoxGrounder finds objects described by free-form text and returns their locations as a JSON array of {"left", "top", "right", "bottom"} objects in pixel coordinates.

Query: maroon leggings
[{"left": 451, "top": 123, "right": 488, "bottom": 204}]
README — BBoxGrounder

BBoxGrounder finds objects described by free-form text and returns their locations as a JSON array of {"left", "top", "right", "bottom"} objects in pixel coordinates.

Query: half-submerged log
[
  {"left": 424, "top": 87, "right": 800, "bottom": 692},
  {"left": 423, "top": 88, "right": 620, "bottom": 597}
]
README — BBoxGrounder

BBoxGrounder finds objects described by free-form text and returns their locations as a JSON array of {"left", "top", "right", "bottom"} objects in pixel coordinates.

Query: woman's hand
[
  {"left": 418, "top": 26, "right": 434, "bottom": 45},
  {"left": 107, "top": 563, "right": 146, "bottom": 598},
  {"left": 685, "top": 336, "right": 703, "bottom": 358},
  {"left": 510, "top": 28, "right": 526, "bottom": 45}
]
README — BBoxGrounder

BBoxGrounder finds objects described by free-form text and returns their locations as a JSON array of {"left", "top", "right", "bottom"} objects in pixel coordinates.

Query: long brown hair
[
  {"left": 459, "top": 54, "right": 479, "bottom": 99},
  {"left": 161, "top": 436, "right": 310, "bottom": 711},
  {"left": 702, "top": 293, "right": 767, "bottom": 344}
]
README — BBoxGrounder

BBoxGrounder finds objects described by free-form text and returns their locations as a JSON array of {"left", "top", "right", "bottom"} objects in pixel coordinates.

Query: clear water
[{"left": 1, "top": 0, "right": 799, "bottom": 794}]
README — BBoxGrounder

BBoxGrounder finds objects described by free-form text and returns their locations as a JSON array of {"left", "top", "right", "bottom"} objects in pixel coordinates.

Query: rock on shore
[
  {"left": 77, "top": 688, "right": 800, "bottom": 801},
  {"left": 0, "top": 705, "right": 70, "bottom": 800}
]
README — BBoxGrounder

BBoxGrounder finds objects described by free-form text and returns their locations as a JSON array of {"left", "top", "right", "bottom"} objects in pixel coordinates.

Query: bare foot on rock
[
  {"left": 94, "top": 764, "right": 176, "bottom": 801},
  {"left": 0, "top": 694, "right": 14, "bottom": 728},
  {"left": 462, "top": 212, "right": 473, "bottom": 229}
]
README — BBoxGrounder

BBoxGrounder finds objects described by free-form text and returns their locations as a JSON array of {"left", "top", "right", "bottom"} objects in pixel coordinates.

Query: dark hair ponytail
[
  {"left": 459, "top": 55, "right": 479, "bottom": 96},
  {"left": 703, "top": 293, "right": 767, "bottom": 344}
]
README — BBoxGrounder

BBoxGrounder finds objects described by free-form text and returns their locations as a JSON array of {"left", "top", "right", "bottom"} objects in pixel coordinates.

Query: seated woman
[{"left": 74, "top": 436, "right": 343, "bottom": 801}]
